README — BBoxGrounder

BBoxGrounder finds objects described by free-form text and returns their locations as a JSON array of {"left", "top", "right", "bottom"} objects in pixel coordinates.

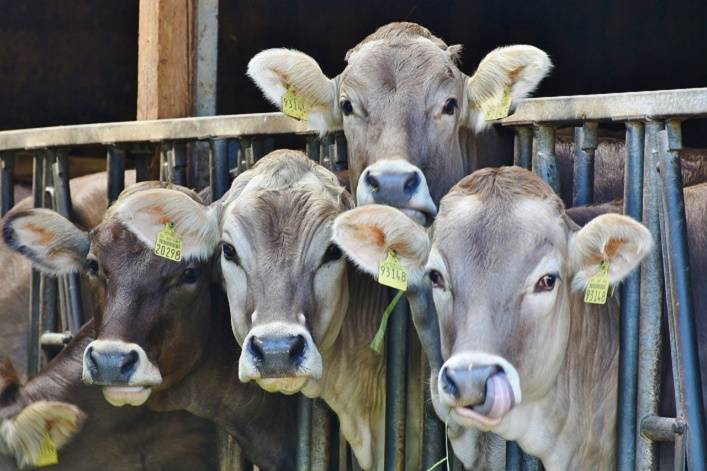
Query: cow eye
[
  {"left": 321, "top": 243, "right": 343, "bottom": 265},
  {"left": 429, "top": 269, "right": 445, "bottom": 288},
  {"left": 221, "top": 242, "right": 239, "bottom": 264},
  {"left": 535, "top": 274, "right": 558, "bottom": 292},
  {"left": 442, "top": 98, "right": 458, "bottom": 115},
  {"left": 181, "top": 268, "right": 200, "bottom": 285},
  {"left": 85, "top": 258, "right": 99, "bottom": 277},
  {"left": 340, "top": 99, "right": 354, "bottom": 116}
]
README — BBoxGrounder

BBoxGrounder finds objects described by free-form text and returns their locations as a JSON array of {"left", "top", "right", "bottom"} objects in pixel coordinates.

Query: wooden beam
[{"left": 137, "top": 0, "right": 194, "bottom": 120}]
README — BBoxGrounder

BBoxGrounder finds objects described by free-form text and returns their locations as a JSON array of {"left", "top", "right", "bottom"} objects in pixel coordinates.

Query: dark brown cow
[{"left": 1, "top": 182, "right": 298, "bottom": 470}]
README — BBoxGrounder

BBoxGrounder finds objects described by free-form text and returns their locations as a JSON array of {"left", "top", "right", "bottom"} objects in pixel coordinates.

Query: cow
[
  {"left": 331, "top": 167, "right": 707, "bottom": 469},
  {"left": 1, "top": 181, "right": 299, "bottom": 470},
  {"left": 0, "top": 171, "right": 136, "bottom": 378}
]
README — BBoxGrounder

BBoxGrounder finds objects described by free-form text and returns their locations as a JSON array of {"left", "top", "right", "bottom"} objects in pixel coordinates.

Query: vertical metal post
[
  {"left": 319, "top": 135, "right": 334, "bottom": 171},
  {"left": 573, "top": 122, "right": 598, "bottom": 206},
  {"left": 384, "top": 292, "right": 409, "bottom": 471},
  {"left": 209, "top": 139, "right": 230, "bottom": 201},
  {"left": 658, "top": 121, "right": 707, "bottom": 471},
  {"left": 160, "top": 142, "right": 171, "bottom": 182},
  {"left": 131, "top": 145, "right": 153, "bottom": 182},
  {"left": 421, "top": 378, "right": 445, "bottom": 469},
  {"left": 334, "top": 133, "right": 348, "bottom": 172},
  {"left": 39, "top": 151, "right": 58, "bottom": 369},
  {"left": 107, "top": 146, "right": 126, "bottom": 204},
  {"left": 310, "top": 400, "right": 332, "bottom": 470},
  {"left": 249, "top": 138, "right": 264, "bottom": 165},
  {"left": 636, "top": 120, "right": 664, "bottom": 470},
  {"left": 532, "top": 125, "right": 560, "bottom": 194},
  {"left": 27, "top": 151, "right": 44, "bottom": 376},
  {"left": 616, "top": 121, "right": 644, "bottom": 471},
  {"left": 171, "top": 142, "right": 188, "bottom": 186},
  {"left": 296, "top": 395, "right": 313, "bottom": 471},
  {"left": 306, "top": 136, "right": 320, "bottom": 162},
  {"left": 227, "top": 139, "right": 240, "bottom": 181},
  {"left": 513, "top": 126, "right": 533, "bottom": 170},
  {"left": 0, "top": 152, "right": 15, "bottom": 216}
]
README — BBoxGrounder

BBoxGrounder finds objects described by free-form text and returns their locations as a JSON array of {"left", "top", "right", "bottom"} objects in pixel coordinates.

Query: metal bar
[
  {"left": 532, "top": 125, "right": 560, "bottom": 194},
  {"left": 641, "top": 415, "right": 685, "bottom": 443},
  {"left": 616, "top": 120, "right": 644, "bottom": 471},
  {"left": 263, "top": 136, "right": 275, "bottom": 155},
  {"left": 39, "top": 332, "right": 73, "bottom": 349},
  {"left": 130, "top": 145, "right": 153, "bottom": 182},
  {"left": 296, "top": 395, "right": 312, "bottom": 471},
  {"left": 209, "top": 139, "right": 230, "bottom": 201},
  {"left": 572, "top": 122, "right": 597, "bottom": 206},
  {"left": 421, "top": 364, "right": 445, "bottom": 469},
  {"left": 513, "top": 126, "right": 533, "bottom": 170},
  {"left": 227, "top": 139, "right": 240, "bottom": 181},
  {"left": 249, "top": 137, "right": 264, "bottom": 164},
  {"left": 310, "top": 399, "right": 331, "bottom": 470},
  {"left": 320, "top": 135, "right": 334, "bottom": 171},
  {"left": 27, "top": 151, "right": 44, "bottom": 377},
  {"left": 334, "top": 133, "right": 348, "bottom": 172},
  {"left": 506, "top": 442, "right": 522, "bottom": 469},
  {"left": 636, "top": 120, "right": 664, "bottom": 469},
  {"left": 171, "top": 142, "right": 188, "bottom": 186},
  {"left": 384, "top": 293, "right": 409, "bottom": 471},
  {"left": 160, "top": 142, "right": 171, "bottom": 182},
  {"left": 306, "top": 136, "right": 320, "bottom": 162},
  {"left": 0, "top": 152, "right": 15, "bottom": 215},
  {"left": 107, "top": 146, "right": 126, "bottom": 204},
  {"left": 658, "top": 121, "right": 707, "bottom": 470}
]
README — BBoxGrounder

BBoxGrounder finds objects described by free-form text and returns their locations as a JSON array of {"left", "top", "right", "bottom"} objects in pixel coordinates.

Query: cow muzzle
[
  {"left": 238, "top": 322, "right": 322, "bottom": 394},
  {"left": 356, "top": 160, "right": 437, "bottom": 226},
  {"left": 82, "top": 340, "right": 162, "bottom": 407},
  {"left": 438, "top": 352, "right": 522, "bottom": 428}
]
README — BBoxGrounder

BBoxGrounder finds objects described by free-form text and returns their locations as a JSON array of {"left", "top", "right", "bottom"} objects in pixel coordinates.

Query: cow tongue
[{"left": 471, "top": 372, "right": 514, "bottom": 420}]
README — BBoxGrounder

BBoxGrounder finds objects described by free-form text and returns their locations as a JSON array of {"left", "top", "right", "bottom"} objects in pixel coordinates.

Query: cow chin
[
  {"left": 101, "top": 386, "right": 152, "bottom": 407},
  {"left": 256, "top": 377, "right": 309, "bottom": 395}
]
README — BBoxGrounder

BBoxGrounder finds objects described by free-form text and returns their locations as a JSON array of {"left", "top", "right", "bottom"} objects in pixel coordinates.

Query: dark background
[{"left": 1, "top": 0, "right": 706, "bottom": 130}]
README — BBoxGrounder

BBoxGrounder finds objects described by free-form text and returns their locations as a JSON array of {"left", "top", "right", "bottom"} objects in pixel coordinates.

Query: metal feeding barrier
[{"left": 0, "top": 87, "right": 705, "bottom": 470}]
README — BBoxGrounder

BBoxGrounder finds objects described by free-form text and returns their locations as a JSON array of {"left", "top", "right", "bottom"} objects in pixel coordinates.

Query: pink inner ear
[
  {"left": 605, "top": 238, "right": 626, "bottom": 257},
  {"left": 141, "top": 204, "right": 170, "bottom": 225},
  {"left": 354, "top": 223, "right": 386, "bottom": 249},
  {"left": 23, "top": 222, "right": 55, "bottom": 245}
]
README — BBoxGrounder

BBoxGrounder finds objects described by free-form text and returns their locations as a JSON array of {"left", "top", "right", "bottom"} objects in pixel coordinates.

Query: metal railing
[{"left": 0, "top": 87, "right": 706, "bottom": 470}]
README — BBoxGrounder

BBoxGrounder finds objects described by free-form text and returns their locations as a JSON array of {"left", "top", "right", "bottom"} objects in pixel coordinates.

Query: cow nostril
[
  {"left": 403, "top": 172, "right": 420, "bottom": 193},
  {"left": 86, "top": 346, "right": 98, "bottom": 373},
  {"left": 249, "top": 337, "right": 265, "bottom": 362},
  {"left": 120, "top": 350, "right": 139, "bottom": 377},
  {"left": 364, "top": 172, "right": 380, "bottom": 192},
  {"left": 441, "top": 366, "right": 459, "bottom": 399},
  {"left": 289, "top": 335, "right": 306, "bottom": 362}
]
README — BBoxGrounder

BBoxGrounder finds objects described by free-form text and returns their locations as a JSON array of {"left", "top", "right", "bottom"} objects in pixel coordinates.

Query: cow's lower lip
[
  {"left": 102, "top": 386, "right": 152, "bottom": 407},
  {"left": 452, "top": 372, "right": 514, "bottom": 428},
  {"left": 399, "top": 207, "right": 433, "bottom": 226},
  {"left": 256, "top": 377, "right": 308, "bottom": 395}
]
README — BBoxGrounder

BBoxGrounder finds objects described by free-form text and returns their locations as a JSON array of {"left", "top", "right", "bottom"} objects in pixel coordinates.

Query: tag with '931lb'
[
  {"left": 378, "top": 249, "right": 408, "bottom": 291},
  {"left": 281, "top": 87, "right": 309, "bottom": 120},
  {"left": 584, "top": 259, "right": 610, "bottom": 304},
  {"left": 155, "top": 222, "right": 183, "bottom": 262}
]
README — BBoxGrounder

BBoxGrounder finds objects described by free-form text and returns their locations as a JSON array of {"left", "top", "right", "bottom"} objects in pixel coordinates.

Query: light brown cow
[
  {"left": 247, "top": 22, "right": 551, "bottom": 225},
  {"left": 333, "top": 167, "right": 663, "bottom": 469}
]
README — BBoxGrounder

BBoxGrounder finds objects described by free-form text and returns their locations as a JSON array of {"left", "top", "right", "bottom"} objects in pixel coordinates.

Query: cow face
[
  {"left": 219, "top": 151, "right": 352, "bottom": 394},
  {"left": 333, "top": 167, "right": 651, "bottom": 444},
  {"left": 247, "top": 23, "right": 551, "bottom": 225},
  {"left": 2, "top": 184, "right": 220, "bottom": 407}
]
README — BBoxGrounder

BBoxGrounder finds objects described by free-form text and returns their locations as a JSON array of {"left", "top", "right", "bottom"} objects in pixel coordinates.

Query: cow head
[
  {"left": 248, "top": 22, "right": 551, "bottom": 225},
  {"left": 2, "top": 183, "right": 220, "bottom": 407},
  {"left": 219, "top": 150, "right": 353, "bottom": 394},
  {"left": 333, "top": 167, "right": 652, "bottom": 463}
]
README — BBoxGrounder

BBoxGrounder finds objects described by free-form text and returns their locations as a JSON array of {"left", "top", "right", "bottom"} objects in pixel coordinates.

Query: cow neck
[
  {"left": 149, "top": 285, "right": 298, "bottom": 471},
  {"left": 311, "top": 266, "right": 388, "bottom": 469},
  {"left": 520, "top": 294, "right": 620, "bottom": 470}
]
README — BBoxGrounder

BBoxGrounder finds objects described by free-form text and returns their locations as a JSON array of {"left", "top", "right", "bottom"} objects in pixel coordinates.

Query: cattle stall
[{"left": 0, "top": 87, "right": 705, "bottom": 470}]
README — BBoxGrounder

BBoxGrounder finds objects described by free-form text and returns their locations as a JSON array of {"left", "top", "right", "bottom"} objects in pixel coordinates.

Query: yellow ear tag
[
  {"left": 281, "top": 86, "right": 310, "bottom": 121},
  {"left": 35, "top": 432, "right": 58, "bottom": 467},
  {"left": 378, "top": 249, "right": 408, "bottom": 291},
  {"left": 154, "top": 222, "right": 183, "bottom": 262},
  {"left": 483, "top": 84, "right": 512, "bottom": 121},
  {"left": 584, "top": 259, "right": 610, "bottom": 304}
]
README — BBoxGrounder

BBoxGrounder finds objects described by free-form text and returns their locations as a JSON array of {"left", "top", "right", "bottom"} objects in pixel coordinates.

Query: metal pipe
[
  {"left": 27, "top": 151, "right": 45, "bottom": 377},
  {"left": 306, "top": 136, "right": 320, "bottom": 162},
  {"left": 636, "top": 120, "right": 664, "bottom": 470},
  {"left": 209, "top": 139, "right": 229, "bottom": 201},
  {"left": 171, "top": 142, "right": 188, "bottom": 186},
  {"left": 334, "top": 132, "right": 348, "bottom": 172},
  {"left": 506, "top": 442, "right": 522, "bottom": 469},
  {"left": 39, "top": 331, "right": 73, "bottom": 349},
  {"left": 384, "top": 292, "right": 409, "bottom": 471},
  {"left": 572, "top": 122, "right": 597, "bottom": 206},
  {"left": 640, "top": 415, "right": 685, "bottom": 443},
  {"left": 310, "top": 399, "right": 331, "bottom": 470},
  {"left": 296, "top": 395, "right": 312, "bottom": 471},
  {"left": 658, "top": 122, "right": 707, "bottom": 470},
  {"left": 107, "top": 146, "right": 126, "bottom": 204},
  {"left": 0, "top": 152, "right": 15, "bottom": 215},
  {"left": 532, "top": 125, "right": 560, "bottom": 194},
  {"left": 513, "top": 126, "right": 533, "bottom": 170},
  {"left": 616, "top": 120, "right": 644, "bottom": 471}
]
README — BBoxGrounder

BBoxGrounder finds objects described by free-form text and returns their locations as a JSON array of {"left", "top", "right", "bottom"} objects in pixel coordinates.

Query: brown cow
[{"left": 2, "top": 182, "right": 298, "bottom": 470}]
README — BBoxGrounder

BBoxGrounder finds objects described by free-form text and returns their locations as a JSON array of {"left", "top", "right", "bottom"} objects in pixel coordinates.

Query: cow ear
[
  {"left": 464, "top": 45, "right": 552, "bottom": 132},
  {"left": 569, "top": 213, "right": 653, "bottom": 291},
  {"left": 2, "top": 209, "right": 89, "bottom": 275},
  {"left": 332, "top": 205, "right": 429, "bottom": 279},
  {"left": 247, "top": 48, "right": 340, "bottom": 135},
  {"left": 0, "top": 400, "right": 86, "bottom": 468}
]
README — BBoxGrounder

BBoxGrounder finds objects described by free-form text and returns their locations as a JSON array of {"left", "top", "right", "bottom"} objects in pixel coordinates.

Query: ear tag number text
[
  {"left": 483, "top": 84, "right": 512, "bottom": 121},
  {"left": 282, "top": 87, "right": 310, "bottom": 121},
  {"left": 378, "top": 249, "right": 408, "bottom": 291},
  {"left": 155, "top": 222, "right": 183, "bottom": 262},
  {"left": 584, "top": 259, "right": 610, "bottom": 304}
]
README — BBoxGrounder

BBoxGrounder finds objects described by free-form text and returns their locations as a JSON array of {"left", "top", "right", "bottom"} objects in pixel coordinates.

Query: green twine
[{"left": 369, "top": 290, "right": 405, "bottom": 353}]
